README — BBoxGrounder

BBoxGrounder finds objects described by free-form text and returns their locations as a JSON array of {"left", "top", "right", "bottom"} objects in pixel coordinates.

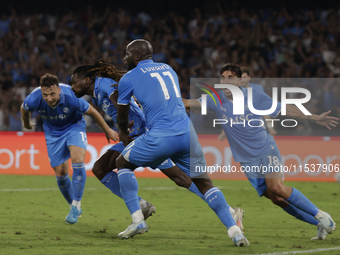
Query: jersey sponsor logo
[{"left": 101, "top": 99, "right": 110, "bottom": 113}]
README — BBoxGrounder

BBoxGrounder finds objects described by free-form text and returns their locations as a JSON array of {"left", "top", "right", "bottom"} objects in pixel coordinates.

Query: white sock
[
  {"left": 229, "top": 206, "right": 235, "bottom": 216},
  {"left": 315, "top": 209, "right": 322, "bottom": 219},
  {"left": 131, "top": 209, "right": 144, "bottom": 223},
  {"left": 227, "top": 225, "right": 242, "bottom": 239},
  {"left": 139, "top": 198, "right": 147, "bottom": 209},
  {"left": 72, "top": 200, "right": 81, "bottom": 211}
]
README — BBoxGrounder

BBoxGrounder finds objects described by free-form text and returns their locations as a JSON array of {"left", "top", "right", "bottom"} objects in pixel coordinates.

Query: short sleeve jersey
[
  {"left": 199, "top": 86, "right": 281, "bottom": 162},
  {"left": 117, "top": 59, "right": 190, "bottom": 137},
  {"left": 23, "top": 83, "right": 89, "bottom": 136}
]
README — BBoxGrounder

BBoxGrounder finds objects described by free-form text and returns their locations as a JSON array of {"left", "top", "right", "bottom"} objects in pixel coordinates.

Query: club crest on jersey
[{"left": 63, "top": 107, "right": 69, "bottom": 113}]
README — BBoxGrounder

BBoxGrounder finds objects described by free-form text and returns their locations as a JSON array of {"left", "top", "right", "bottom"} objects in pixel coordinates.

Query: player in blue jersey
[
  {"left": 218, "top": 66, "right": 276, "bottom": 140},
  {"left": 115, "top": 39, "right": 249, "bottom": 246},
  {"left": 70, "top": 59, "right": 244, "bottom": 229},
  {"left": 20, "top": 73, "right": 118, "bottom": 224},
  {"left": 240, "top": 66, "right": 277, "bottom": 136},
  {"left": 183, "top": 63, "right": 338, "bottom": 240}
]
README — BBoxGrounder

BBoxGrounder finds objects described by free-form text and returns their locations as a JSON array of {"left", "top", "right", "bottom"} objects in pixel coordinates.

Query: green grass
[{"left": 0, "top": 175, "right": 339, "bottom": 255}]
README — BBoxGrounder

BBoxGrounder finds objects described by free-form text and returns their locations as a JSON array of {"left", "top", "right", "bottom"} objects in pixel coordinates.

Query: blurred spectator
[
  {"left": 7, "top": 100, "right": 22, "bottom": 131},
  {"left": 0, "top": 3, "right": 340, "bottom": 135}
]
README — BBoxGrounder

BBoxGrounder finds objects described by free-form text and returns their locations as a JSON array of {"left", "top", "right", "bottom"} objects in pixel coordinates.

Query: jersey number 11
[{"left": 150, "top": 71, "right": 181, "bottom": 100}]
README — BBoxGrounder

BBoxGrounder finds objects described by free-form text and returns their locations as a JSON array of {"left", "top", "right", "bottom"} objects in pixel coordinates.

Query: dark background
[{"left": 2, "top": 0, "right": 340, "bottom": 16}]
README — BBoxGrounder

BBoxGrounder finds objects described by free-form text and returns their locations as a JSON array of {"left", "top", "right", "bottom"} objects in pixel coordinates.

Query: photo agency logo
[{"left": 199, "top": 83, "right": 312, "bottom": 128}]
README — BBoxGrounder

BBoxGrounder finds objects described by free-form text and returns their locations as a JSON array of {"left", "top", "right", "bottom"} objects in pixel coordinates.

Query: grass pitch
[{"left": 0, "top": 175, "right": 339, "bottom": 255}]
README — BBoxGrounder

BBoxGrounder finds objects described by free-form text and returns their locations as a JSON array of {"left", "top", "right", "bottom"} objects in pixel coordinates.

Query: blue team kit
[
  {"left": 23, "top": 84, "right": 89, "bottom": 167},
  {"left": 200, "top": 86, "right": 284, "bottom": 196},
  {"left": 117, "top": 60, "right": 206, "bottom": 176}
]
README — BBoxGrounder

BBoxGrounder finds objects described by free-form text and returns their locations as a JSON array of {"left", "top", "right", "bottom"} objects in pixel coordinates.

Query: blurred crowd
[{"left": 1, "top": 3, "right": 340, "bottom": 134}]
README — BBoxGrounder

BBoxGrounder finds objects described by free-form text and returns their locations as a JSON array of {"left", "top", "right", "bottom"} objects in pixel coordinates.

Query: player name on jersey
[{"left": 140, "top": 64, "right": 170, "bottom": 73}]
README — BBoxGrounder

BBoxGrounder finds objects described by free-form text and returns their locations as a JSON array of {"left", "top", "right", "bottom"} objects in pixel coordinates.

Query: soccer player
[
  {"left": 183, "top": 63, "right": 338, "bottom": 240},
  {"left": 115, "top": 39, "right": 249, "bottom": 246},
  {"left": 70, "top": 59, "right": 244, "bottom": 228},
  {"left": 218, "top": 66, "right": 276, "bottom": 140},
  {"left": 20, "top": 73, "right": 118, "bottom": 224}
]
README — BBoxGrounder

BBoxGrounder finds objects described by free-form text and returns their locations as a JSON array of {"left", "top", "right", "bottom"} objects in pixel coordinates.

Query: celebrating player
[
  {"left": 70, "top": 59, "right": 245, "bottom": 229},
  {"left": 183, "top": 63, "right": 338, "bottom": 240},
  {"left": 115, "top": 40, "right": 249, "bottom": 246},
  {"left": 20, "top": 73, "right": 118, "bottom": 224}
]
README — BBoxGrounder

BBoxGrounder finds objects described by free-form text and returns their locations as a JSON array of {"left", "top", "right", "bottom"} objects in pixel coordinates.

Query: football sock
[
  {"left": 118, "top": 168, "right": 140, "bottom": 217},
  {"left": 131, "top": 209, "right": 144, "bottom": 223},
  {"left": 72, "top": 200, "right": 81, "bottom": 211},
  {"left": 101, "top": 171, "right": 143, "bottom": 201},
  {"left": 188, "top": 182, "right": 204, "bottom": 200},
  {"left": 283, "top": 204, "right": 319, "bottom": 225},
  {"left": 227, "top": 225, "right": 242, "bottom": 239},
  {"left": 56, "top": 174, "right": 73, "bottom": 204},
  {"left": 286, "top": 188, "right": 319, "bottom": 217},
  {"left": 72, "top": 163, "right": 87, "bottom": 201},
  {"left": 204, "top": 187, "right": 236, "bottom": 229}
]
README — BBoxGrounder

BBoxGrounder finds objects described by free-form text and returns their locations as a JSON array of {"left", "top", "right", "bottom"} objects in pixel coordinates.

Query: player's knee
[
  {"left": 267, "top": 183, "right": 285, "bottom": 197},
  {"left": 92, "top": 162, "right": 102, "bottom": 177},
  {"left": 270, "top": 195, "right": 287, "bottom": 207},
  {"left": 71, "top": 156, "right": 84, "bottom": 164},
  {"left": 171, "top": 176, "right": 191, "bottom": 189}
]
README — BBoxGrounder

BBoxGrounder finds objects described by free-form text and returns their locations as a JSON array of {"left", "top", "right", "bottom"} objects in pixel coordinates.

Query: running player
[
  {"left": 115, "top": 40, "right": 249, "bottom": 246},
  {"left": 218, "top": 66, "right": 276, "bottom": 140},
  {"left": 183, "top": 63, "right": 338, "bottom": 240},
  {"left": 70, "top": 59, "right": 244, "bottom": 228},
  {"left": 20, "top": 73, "right": 118, "bottom": 224}
]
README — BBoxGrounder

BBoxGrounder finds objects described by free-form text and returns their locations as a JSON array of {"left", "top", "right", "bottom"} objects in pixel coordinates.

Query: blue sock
[
  {"left": 72, "top": 163, "right": 87, "bottom": 201},
  {"left": 118, "top": 168, "right": 140, "bottom": 215},
  {"left": 204, "top": 187, "right": 236, "bottom": 229},
  {"left": 286, "top": 188, "right": 319, "bottom": 217},
  {"left": 101, "top": 171, "right": 143, "bottom": 201},
  {"left": 283, "top": 204, "right": 319, "bottom": 225},
  {"left": 189, "top": 182, "right": 204, "bottom": 200},
  {"left": 56, "top": 174, "right": 73, "bottom": 204}
]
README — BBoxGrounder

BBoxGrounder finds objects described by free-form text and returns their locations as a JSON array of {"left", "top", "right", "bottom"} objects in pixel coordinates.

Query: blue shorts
[
  {"left": 241, "top": 144, "right": 283, "bottom": 197},
  {"left": 121, "top": 131, "right": 206, "bottom": 177},
  {"left": 109, "top": 142, "right": 178, "bottom": 171},
  {"left": 45, "top": 123, "right": 87, "bottom": 168}
]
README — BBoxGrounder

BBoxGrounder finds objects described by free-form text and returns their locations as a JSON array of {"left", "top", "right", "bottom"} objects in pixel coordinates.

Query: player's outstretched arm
[
  {"left": 85, "top": 104, "right": 119, "bottom": 143},
  {"left": 20, "top": 103, "right": 35, "bottom": 130},
  {"left": 286, "top": 105, "right": 339, "bottom": 130},
  {"left": 182, "top": 99, "right": 201, "bottom": 110}
]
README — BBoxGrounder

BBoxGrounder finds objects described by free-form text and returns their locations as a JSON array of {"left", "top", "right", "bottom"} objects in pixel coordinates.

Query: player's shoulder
[
  {"left": 119, "top": 70, "right": 134, "bottom": 86},
  {"left": 59, "top": 83, "right": 72, "bottom": 92},
  {"left": 59, "top": 83, "right": 78, "bottom": 99},
  {"left": 26, "top": 86, "right": 42, "bottom": 100},
  {"left": 97, "top": 77, "right": 117, "bottom": 86},
  {"left": 252, "top": 83, "right": 264, "bottom": 89}
]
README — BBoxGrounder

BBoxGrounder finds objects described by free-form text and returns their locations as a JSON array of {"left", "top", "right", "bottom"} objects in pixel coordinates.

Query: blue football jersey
[
  {"left": 23, "top": 83, "right": 90, "bottom": 136},
  {"left": 92, "top": 77, "right": 146, "bottom": 136},
  {"left": 249, "top": 83, "right": 264, "bottom": 92},
  {"left": 199, "top": 86, "right": 281, "bottom": 162},
  {"left": 118, "top": 60, "right": 190, "bottom": 137}
]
